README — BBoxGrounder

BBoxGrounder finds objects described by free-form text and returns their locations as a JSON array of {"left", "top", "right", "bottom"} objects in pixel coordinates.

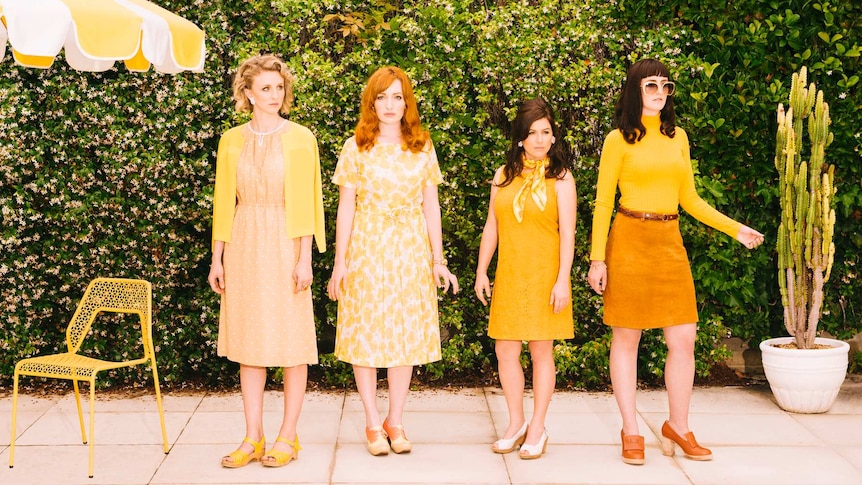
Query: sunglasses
[{"left": 641, "top": 81, "right": 675, "bottom": 96}]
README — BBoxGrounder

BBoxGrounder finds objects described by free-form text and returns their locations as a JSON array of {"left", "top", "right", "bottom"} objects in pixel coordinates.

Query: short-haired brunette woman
[
  {"left": 209, "top": 55, "right": 326, "bottom": 468},
  {"left": 475, "top": 98, "right": 576, "bottom": 460},
  {"left": 588, "top": 59, "right": 764, "bottom": 465},
  {"left": 327, "top": 66, "right": 459, "bottom": 456}
]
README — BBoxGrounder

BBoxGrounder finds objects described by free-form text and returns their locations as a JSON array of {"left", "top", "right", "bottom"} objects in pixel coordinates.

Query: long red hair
[{"left": 355, "top": 66, "right": 430, "bottom": 153}]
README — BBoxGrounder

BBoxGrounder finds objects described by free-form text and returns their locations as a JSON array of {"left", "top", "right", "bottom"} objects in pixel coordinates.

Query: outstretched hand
[{"left": 737, "top": 225, "right": 765, "bottom": 250}]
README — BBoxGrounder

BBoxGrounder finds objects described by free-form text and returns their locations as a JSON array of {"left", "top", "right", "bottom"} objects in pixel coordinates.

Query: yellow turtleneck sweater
[{"left": 590, "top": 115, "right": 742, "bottom": 260}]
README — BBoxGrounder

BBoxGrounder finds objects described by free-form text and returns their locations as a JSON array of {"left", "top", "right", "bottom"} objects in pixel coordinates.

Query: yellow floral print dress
[{"left": 332, "top": 137, "right": 444, "bottom": 367}]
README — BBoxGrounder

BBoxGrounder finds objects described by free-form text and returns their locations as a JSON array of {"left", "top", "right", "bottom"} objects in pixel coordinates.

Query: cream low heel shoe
[
  {"left": 518, "top": 428, "right": 548, "bottom": 460},
  {"left": 491, "top": 421, "right": 528, "bottom": 454}
]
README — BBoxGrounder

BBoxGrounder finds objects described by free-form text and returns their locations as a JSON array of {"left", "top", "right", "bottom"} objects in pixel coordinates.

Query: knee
[
  {"left": 495, "top": 341, "right": 523, "bottom": 363},
  {"left": 527, "top": 343, "right": 554, "bottom": 367},
  {"left": 667, "top": 340, "right": 695, "bottom": 356},
  {"left": 665, "top": 332, "right": 696, "bottom": 355}
]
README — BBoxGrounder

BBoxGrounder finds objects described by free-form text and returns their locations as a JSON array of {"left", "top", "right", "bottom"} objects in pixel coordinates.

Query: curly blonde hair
[{"left": 232, "top": 54, "right": 295, "bottom": 114}]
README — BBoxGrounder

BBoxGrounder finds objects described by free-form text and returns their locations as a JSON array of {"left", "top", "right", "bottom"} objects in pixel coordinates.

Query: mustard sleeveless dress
[{"left": 488, "top": 175, "right": 574, "bottom": 341}]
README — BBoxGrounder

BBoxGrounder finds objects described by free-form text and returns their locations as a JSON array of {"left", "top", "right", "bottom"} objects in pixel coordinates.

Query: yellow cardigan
[{"left": 211, "top": 121, "right": 326, "bottom": 252}]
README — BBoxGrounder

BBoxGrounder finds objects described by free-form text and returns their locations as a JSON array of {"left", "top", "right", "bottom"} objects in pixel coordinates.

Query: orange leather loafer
[
  {"left": 620, "top": 430, "right": 645, "bottom": 465},
  {"left": 661, "top": 421, "right": 712, "bottom": 461}
]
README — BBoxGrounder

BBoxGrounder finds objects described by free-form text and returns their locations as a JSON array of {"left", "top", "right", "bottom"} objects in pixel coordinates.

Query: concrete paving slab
[
  {"left": 48, "top": 391, "right": 201, "bottom": 413},
  {"left": 177, "top": 410, "right": 341, "bottom": 445},
  {"left": 344, "top": 388, "right": 488, "bottom": 413},
  {"left": 0, "top": 393, "right": 62, "bottom": 412},
  {"left": 14, "top": 410, "right": 186, "bottom": 446},
  {"left": 151, "top": 442, "right": 334, "bottom": 484},
  {"left": 634, "top": 386, "right": 781, "bottom": 414},
  {"left": 538, "top": 412, "right": 660, "bottom": 445},
  {"left": 338, "top": 410, "right": 494, "bottom": 444},
  {"left": 402, "top": 388, "right": 489, "bottom": 412},
  {"left": 194, "top": 389, "right": 343, "bottom": 412},
  {"left": 793, "top": 414, "right": 862, "bottom": 446},
  {"left": 641, "top": 412, "right": 822, "bottom": 447},
  {"left": 2, "top": 411, "right": 42, "bottom": 446},
  {"left": 484, "top": 388, "right": 621, "bottom": 415},
  {"left": 836, "top": 445, "right": 862, "bottom": 474},
  {"left": 544, "top": 390, "right": 621, "bottom": 414},
  {"left": 676, "top": 445, "right": 862, "bottom": 485},
  {"left": 2, "top": 444, "right": 167, "bottom": 484},
  {"left": 2, "top": 384, "right": 862, "bottom": 484},
  {"left": 331, "top": 443, "right": 510, "bottom": 484},
  {"left": 504, "top": 444, "right": 689, "bottom": 485}
]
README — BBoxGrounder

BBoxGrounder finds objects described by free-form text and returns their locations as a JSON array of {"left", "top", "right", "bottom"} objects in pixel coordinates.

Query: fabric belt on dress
[
  {"left": 617, "top": 205, "right": 679, "bottom": 222},
  {"left": 359, "top": 205, "right": 422, "bottom": 223}
]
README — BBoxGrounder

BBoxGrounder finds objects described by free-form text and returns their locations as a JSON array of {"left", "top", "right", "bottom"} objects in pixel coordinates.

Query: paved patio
[{"left": 2, "top": 378, "right": 862, "bottom": 484}]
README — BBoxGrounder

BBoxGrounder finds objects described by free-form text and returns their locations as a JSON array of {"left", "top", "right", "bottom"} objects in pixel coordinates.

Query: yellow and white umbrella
[{"left": 0, "top": 0, "right": 205, "bottom": 73}]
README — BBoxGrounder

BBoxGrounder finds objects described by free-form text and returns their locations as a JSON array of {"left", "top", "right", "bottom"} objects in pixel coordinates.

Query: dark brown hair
[
  {"left": 614, "top": 59, "right": 676, "bottom": 144},
  {"left": 498, "top": 98, "right": 570, "bottom": 187}
]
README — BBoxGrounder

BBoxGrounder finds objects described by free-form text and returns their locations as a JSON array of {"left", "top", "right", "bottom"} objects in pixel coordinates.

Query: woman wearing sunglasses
[{"left": 587, "top": 59, "right": 764, "bottom": 465}]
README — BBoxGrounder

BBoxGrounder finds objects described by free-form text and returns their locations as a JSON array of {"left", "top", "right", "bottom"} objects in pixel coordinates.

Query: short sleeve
[
  {"left": 424, "top": 142, "right": 444, "bottom": 186},
  {"left": 332, "top": 137, "right": 360, "bottom": 188}
]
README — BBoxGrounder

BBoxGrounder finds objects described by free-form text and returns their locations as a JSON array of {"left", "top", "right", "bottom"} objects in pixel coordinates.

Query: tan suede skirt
[{"left": 603, "top": 212, "right": 698, "bottom": 329}]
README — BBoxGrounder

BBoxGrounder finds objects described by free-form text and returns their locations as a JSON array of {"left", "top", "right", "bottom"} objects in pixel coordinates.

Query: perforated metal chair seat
[{"left": 15, "top": 353, "right": 148, "bottom": 380}]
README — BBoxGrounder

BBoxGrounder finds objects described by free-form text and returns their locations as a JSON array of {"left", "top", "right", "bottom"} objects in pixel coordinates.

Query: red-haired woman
[
  {"left": 327, "top": 66, "right": 459, "bottom": 456},
  {"left": 588, "top": 59, "right": 763, "bottom": 465}
]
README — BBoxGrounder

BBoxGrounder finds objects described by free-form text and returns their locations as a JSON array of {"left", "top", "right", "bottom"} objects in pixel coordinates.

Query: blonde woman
[{"left": 209, "top": 54, "right": 325, "bottom": 468}]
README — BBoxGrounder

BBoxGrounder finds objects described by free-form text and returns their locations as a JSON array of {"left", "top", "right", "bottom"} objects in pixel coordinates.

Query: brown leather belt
[{"left": 618, "top": 206, "right": 679, "bottom": 222}]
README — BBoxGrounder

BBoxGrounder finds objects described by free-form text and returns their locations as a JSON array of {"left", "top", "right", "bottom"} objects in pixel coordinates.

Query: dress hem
[{"left": 335, "top": 355, "right": 442, "bottom": 368}]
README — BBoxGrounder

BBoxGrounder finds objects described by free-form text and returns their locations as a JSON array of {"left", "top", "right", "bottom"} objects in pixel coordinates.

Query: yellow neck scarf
[{"left": 512, "top": 157, "right": 549, "bottom": 223}]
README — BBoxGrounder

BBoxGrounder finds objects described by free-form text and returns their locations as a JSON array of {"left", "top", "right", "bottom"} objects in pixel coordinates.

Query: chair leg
[
  {"left": 88, "top": 383, "right": 96, "bottom": 478},
  {"left": 9, "top": 369, "right": 20, "bottom": 468},
  {"left": 150, "top": 361, "right": 170, "bottom": 454},
  {"left": 73, "top": 379, "right": 87, "bottom": 444}
]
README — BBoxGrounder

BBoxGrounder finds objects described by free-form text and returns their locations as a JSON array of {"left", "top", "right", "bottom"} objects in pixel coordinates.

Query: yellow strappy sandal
[
  {"left": 261, "top": 436, "right": 301, "bottom": 467},
  {"left": 221, "top": 436, "right": 265, "bottom": 468}
]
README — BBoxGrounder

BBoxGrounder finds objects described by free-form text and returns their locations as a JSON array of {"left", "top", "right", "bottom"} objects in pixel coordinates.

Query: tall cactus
[{"left": 775, "top": 66, "right": 836, "bottom": 349}]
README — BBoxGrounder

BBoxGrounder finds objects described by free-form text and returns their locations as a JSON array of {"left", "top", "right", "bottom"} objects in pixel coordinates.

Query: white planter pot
[{"left": 759, "top": 336, "right": 850, "bottom": 413}]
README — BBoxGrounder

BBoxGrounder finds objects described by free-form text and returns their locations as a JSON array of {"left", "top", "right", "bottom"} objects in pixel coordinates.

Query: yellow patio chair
[{"left": 9, "top": 277, "right": 169, "bottom": 478}]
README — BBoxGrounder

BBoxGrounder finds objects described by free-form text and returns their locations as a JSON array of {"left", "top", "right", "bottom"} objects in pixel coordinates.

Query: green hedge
[{"left": 1, "top": 0, "right": 859, "bottom": 389}]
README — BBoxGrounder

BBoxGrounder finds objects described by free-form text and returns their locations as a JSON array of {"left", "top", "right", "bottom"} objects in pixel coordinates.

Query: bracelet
[
  {"left": 590, "top": 260, "right": 606, "bottom": 268},
  {"left": 433, "top": 258, "right": 448, "bottom": 267}
]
